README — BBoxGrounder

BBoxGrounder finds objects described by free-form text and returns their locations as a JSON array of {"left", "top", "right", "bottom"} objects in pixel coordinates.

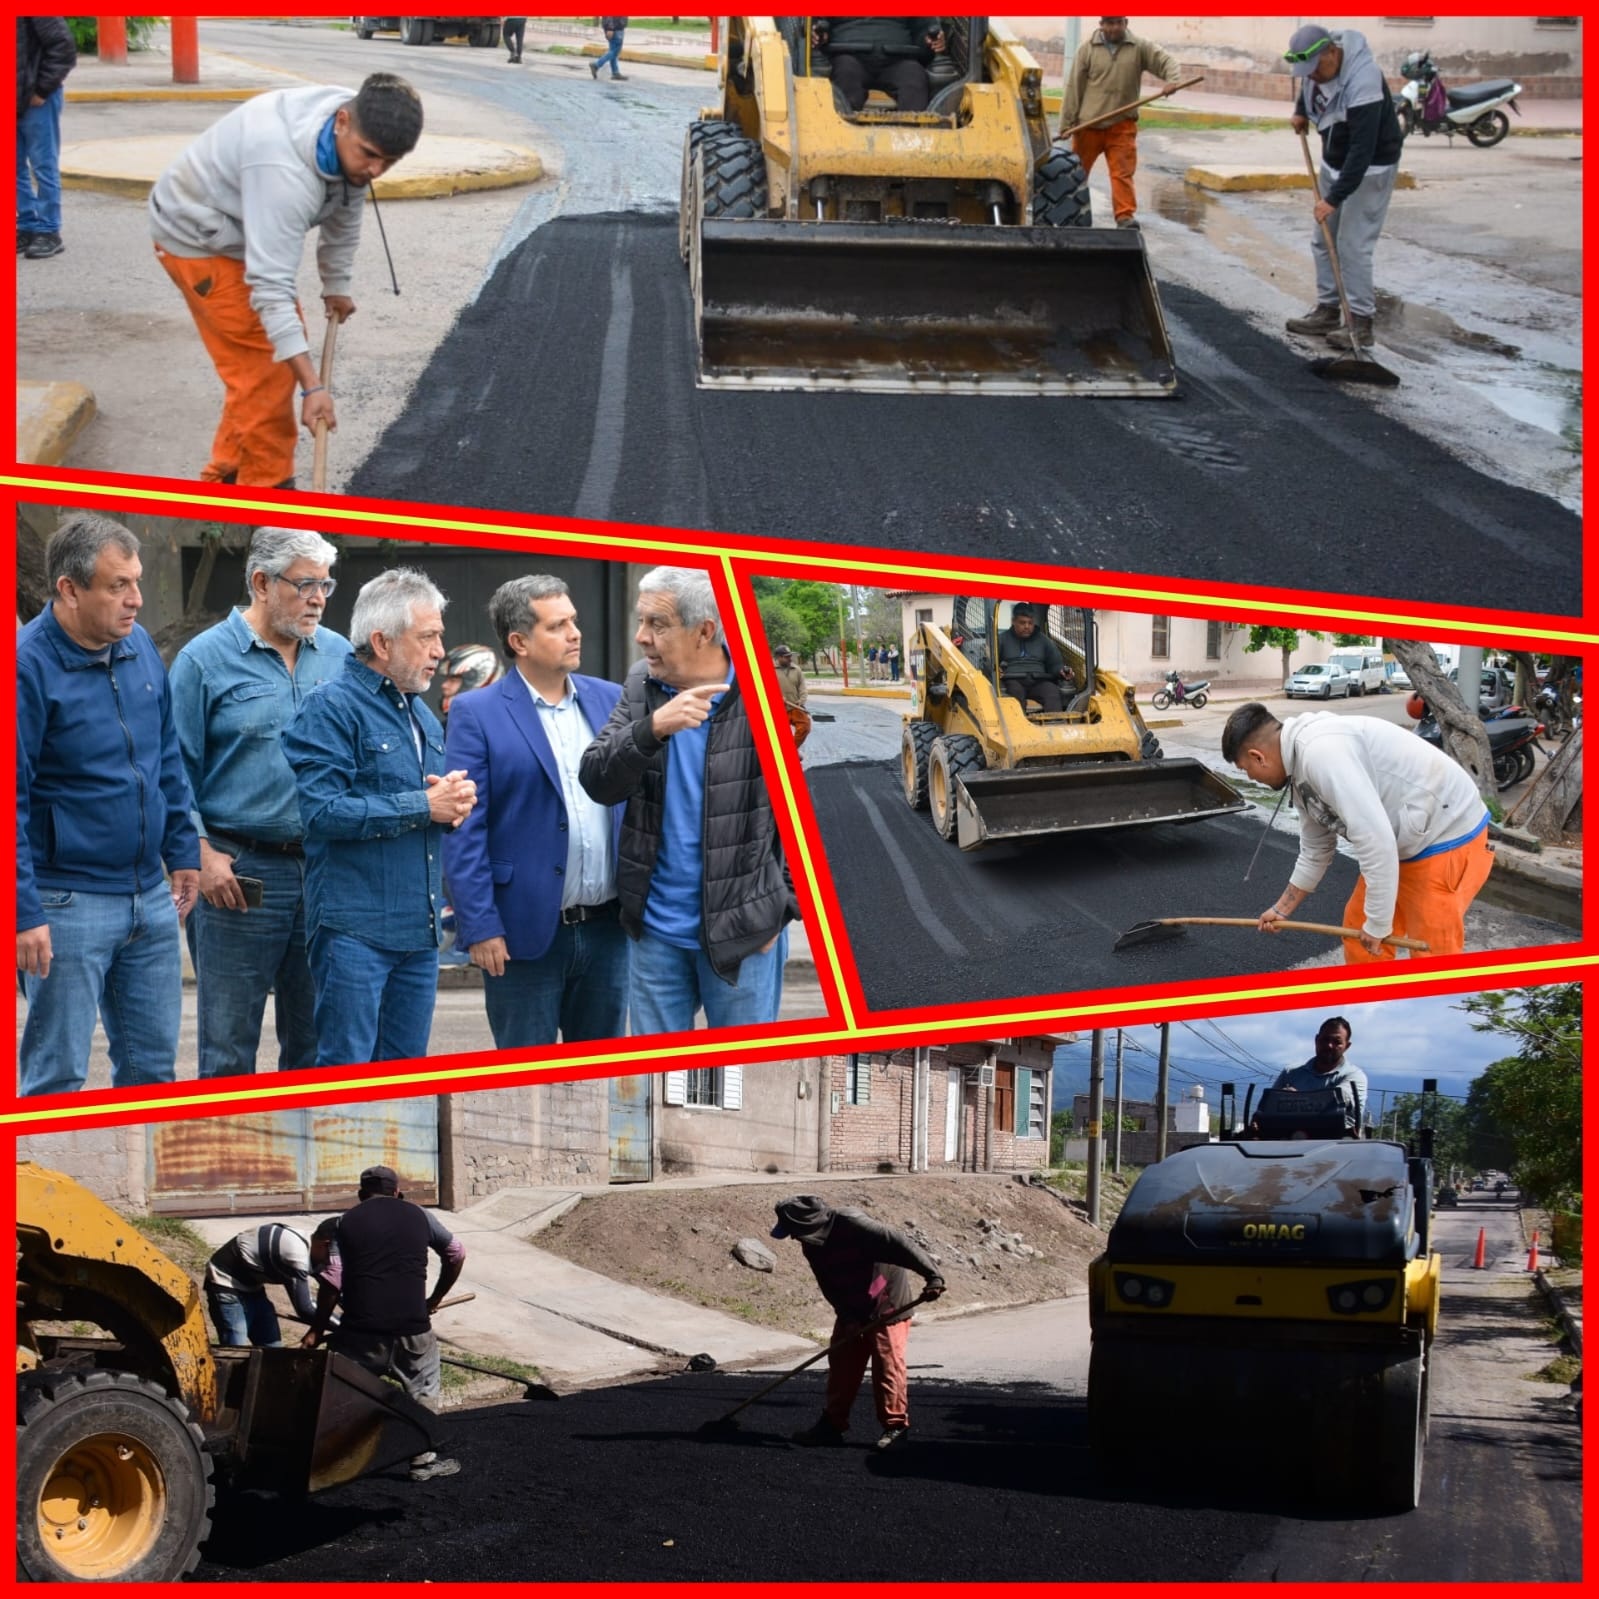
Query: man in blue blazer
[{"left": 442, "top": 575, "right": 627, "bottom": 1048}]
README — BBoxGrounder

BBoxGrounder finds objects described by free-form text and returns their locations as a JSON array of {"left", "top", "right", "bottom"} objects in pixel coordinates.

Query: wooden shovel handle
[
  {"left": 311, "top": 316, "right": 338, "bottom": 493},
  {"left": 1165, "top": 916, "right": 1430, "bottom": 952},
  {"left": 1058, "top": 73, "right": 1205, "bottom": 143}
]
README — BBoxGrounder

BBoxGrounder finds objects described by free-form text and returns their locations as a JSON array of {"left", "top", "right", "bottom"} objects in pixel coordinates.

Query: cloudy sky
[{"left": 1050, "top": 990, "right": 1524, "bottom": 1124}]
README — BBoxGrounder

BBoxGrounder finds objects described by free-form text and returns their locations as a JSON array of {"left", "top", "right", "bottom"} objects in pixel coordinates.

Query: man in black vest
[{"left": 303, "top": 1164, "right": 467, "bottom": 1481}]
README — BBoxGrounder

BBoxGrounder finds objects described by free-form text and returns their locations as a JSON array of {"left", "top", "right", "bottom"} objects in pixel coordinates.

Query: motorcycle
[
  {"left": 1416, "top": 706, "right": 1546, "bottom": 791},
  {"left": 1151, "top": 671, "right": 1208, "bottom": 711},
  {"left": 1534, "top": 681, "right": 1578, "bottom": 741},
  {"left": 1397, "top": 51, "right": 1523, "bottom": 149}
]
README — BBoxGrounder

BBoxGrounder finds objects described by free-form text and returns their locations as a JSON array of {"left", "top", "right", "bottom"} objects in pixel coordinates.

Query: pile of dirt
[{"left": 537, "top": 1173, "right": 1112, "bottom": 1341}]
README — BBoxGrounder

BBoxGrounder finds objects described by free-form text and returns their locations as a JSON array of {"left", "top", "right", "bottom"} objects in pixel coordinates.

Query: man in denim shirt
[
  {"left": 16, "top": 513, "right": 199, "bottom": 1096},
  {"left": 170, "top": 527, "right": 351, "bottom": 1077},
  {"left": 282, "top": 569, "right": 476, "bottom": 1067}
]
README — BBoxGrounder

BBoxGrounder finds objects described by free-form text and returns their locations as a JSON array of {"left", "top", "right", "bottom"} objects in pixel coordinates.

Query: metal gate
[
  {"left": 148, "top": 1098, "right": 440, "bottom": 1216},
  {"left": 608, "top": 1076, "right": 653, "bottom": 1183}
]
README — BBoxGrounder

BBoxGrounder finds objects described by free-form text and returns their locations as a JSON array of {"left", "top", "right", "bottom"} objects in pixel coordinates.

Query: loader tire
[
  {"left": 698, "top": 126, "right": 768, "bottom": 221},
  {"left": 17, "top": 1369, "right": 214, "bottom": 1582},
  {"left": 929, "top": 735, "right": 985, "bottom": 842},
  {"left": 680, "top": 121, "right": 719, "bottom": 265},
  {"left": 901, "top": 720, "right": 939, "bottom": 811},
  {"left": 1033, "top": 144, "right": 1093, "bottom": 228}
]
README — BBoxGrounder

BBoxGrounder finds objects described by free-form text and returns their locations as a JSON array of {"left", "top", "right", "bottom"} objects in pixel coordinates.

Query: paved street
[{"left": 17, "top": 20, "right": 1582, "bottom": 617}]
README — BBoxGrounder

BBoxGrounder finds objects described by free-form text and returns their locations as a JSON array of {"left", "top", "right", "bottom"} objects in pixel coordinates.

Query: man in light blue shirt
[
  {"left": 170, "top": 527, "right": 350, "bottom": 1076},
  {"left": 1270, "top": 1015, "right": 1367, "bottom": 1133},
  {"left": 442, "top": 576, "right": 627, "bottom": 1048}
]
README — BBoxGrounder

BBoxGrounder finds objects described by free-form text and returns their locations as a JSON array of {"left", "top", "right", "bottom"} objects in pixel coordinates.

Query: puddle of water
[{"left": 1375, "top": 291, "right": 1521, "bottom": 359}]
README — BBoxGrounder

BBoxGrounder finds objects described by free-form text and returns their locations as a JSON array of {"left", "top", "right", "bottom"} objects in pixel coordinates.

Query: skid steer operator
[
  {"left": 814, "top": 17, "right": 948, "bottom": 113},
  {"left": 998, "top": 605, "right": 1074, "bottom": 713}
]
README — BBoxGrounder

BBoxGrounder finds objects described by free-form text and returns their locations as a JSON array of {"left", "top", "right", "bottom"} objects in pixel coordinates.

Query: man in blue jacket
[
  {"left": 443, "top": 575, "right": 627, "bottom": 1049},
  {"left": 16, "top": 512, "right": 200, "bottom": 1096},
  {"left": 282, "top": 568, "right": 476, "bottom": 1068}
]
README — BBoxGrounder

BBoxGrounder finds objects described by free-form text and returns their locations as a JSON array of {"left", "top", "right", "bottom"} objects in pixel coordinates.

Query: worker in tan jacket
[{"left": 1058, "top": 17, "right": 1181, "bottom": 229}]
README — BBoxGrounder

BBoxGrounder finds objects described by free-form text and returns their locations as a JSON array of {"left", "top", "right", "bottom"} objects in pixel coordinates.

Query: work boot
[
  {"left": 610, "top": 73, "right": 628, "bottom": 81},
  {"left": 1114, "top": 215, "right": 1140, "bottom": 230},
  {"left": 791, "top": 1416, "right": 847, "bottom": 1447},
  {"left": 24, "top": 231, "right": 63, "bottom": 260},
  {"left": 1285, "top": 302, "right": 1341, "bottom": 336},
  {"left": 16, "top": 230, "right": 36, "bottom": 254},
  {"left": 1325, "top": 313, "right": 1375, "bottom": 350},
  {"left": 875, "top": 1425, "right": 910, "bottom": 1451},
  {"left": 589, "top": 59, "right": 600, "bottom": 78},
  {"left": 408, "top": 1452, "right": 461, "bottom": 1482}
]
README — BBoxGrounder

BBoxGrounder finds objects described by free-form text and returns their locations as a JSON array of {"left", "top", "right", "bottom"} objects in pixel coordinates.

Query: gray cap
[
  {"left": 1285, "top": 24, "right": 1335, "bottom": 77},
  {"left": 772, "top": 1194, "right": 835, "bottom": 1243}
]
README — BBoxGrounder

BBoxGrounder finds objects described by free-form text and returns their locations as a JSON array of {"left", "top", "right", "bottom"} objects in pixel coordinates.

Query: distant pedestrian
[
  {"left": 887, "top": 644, "right": 901, "bottom": 682},
  {"left": 149, "top": 73, "right": 423, "bottom": 487},
  {"left": 15, "top": 16, "right": 76, "bottom": 260},
  {"left": 1059, "top": 17, "right": 1181, "bottom": 229},
  {"left": 771, "top": 1195, "right": 945, "bottom": 1450},
  {"left": 502, "top": 16, "right": 526, "bottom": 62},
  {"left": 590, "top": 15, "right": 627, "bottom": 81},
  {"left": 1282, "top": 24, "right": 1403, "bottom": 351}
]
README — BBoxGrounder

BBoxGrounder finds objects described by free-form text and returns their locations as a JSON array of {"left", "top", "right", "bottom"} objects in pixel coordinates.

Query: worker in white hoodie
[
  {"left": 149, "top": 73, "right": 423, "bottom": 488},
  {"left": 1222, "top": 702, "right": 1493, "bottom": 964}
]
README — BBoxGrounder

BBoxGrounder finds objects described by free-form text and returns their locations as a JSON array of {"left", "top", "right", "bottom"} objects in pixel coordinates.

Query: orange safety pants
[
  {"left": 156, "top": 246, "right": 302, "bottom": 486},
  {"left": 1072, "top": 119, "right": 1140, "bottom": 222},
  {"left": 823, "top": 1315, "right": 911, "bottom": 1432},
  {"left": 1340, "top": 830, "right": 1494, "bottom": 964}
]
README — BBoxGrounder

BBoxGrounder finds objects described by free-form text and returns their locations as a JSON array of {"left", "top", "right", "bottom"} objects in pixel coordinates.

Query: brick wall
[{"left": 826, "top": 1053, "right": 915, "bottom": 1170}]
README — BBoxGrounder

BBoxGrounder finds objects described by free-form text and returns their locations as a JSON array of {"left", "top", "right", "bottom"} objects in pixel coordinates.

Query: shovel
[
  {"left": 1057, "top": 73, "right": 1205, "bottom": 142},
  {"left": 1296, "top": 129, "right": 1400, "bottom": 387},
  {"left": 311, "top": 316, "right": 338, "bottom": 492},
  {"left": 696, "top": 1288, "right": 933, "bottom": 1440},
  {"left": 1114, "top": 915, "right": 1429, "bottom": 953}
]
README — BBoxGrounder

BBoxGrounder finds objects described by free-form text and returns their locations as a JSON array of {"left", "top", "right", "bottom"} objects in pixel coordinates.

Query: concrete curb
[
  {"left": 1186, "top": 164, "right": 1419, "bottom": 193},
  {"left": 67, "top": 86, "right": 264, "bottom": 103},
  {"left": 839, "top": 686, "right": 910, "bottom": 699},
  {"left": 16, "top": 380, "right": 97, "bottom": 466},
  {"left": 578, "top": 42, "right": 716, "bottom": 73},
  {"left": 1533, "top": 1268, "right": 1583, "bottom": 1357}
]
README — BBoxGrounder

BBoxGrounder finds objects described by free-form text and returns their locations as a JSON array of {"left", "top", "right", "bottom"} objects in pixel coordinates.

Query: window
[
  {"left": 845, "top": 1054, "right": 871, "bottom": 1105},
  {"left": 1151, "top": 616, "right": 1170, "bottom": 659},
  {"left": 915, "top": 608, "right": 933, "bottom": 624},
  {"left": 1021, "top": 1068, "right": 1046, "bottom": 1139},
  {"left": 1206, "top": 621, "right": 1223, "bottom": 661},
  {"left": 663, "top": 1066, "right": 744, "bottom": 1109},
  {"left": 993, "top": 1063, "right": 1015, "bottom": 1132}
]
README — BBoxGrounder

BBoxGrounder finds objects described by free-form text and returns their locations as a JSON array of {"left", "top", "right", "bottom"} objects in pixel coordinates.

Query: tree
[
  {"left": 752, "top": 578, "right": 848, "bottom": 667},
  {"left": 1455, "top": 986, "right": 1581, "bottom": 1207},
  {"left": 755, "top": 595, "right": 808, "bottom": 661},
  {"left": 1385, "top": 1091, "right": 1470, "bottom": 1179},
  {"left": 1383, "top": 638, "right": 1494, "bottom": 797},
  {"left": 1244, "top": 625, "right": 1323, "bottom": 683}
]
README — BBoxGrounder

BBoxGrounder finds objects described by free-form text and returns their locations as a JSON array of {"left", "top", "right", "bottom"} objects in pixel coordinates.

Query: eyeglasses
[
  {"left": 1284, "top": 37, "right": 1331, "bottom": 63},
  {"left": 275, "top": 575, "right": 338, "bottom": 599}
]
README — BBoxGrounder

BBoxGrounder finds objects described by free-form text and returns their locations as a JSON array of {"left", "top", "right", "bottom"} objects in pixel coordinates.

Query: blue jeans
[
  {"left": 16, "top": 86, "right": 64, "bottom": 233},
  {"left": 308, "top": 929, "right": 438, "bottom": 1067},
  {"left": 19, "top": 885, "right": 182, "bottom": 1097},
  {"left": 596, "top": 27, "right": 625, "bottom": 75},
  {"left": 206, "top": 1286, "right": 283, "bottom": 1347},
  {"left": 191, "top": 847, "right": 318, "bottom": 1077},
  {"left": 482, "top": 917, "right": 630, "bottom": 1049},
  {"left": 628, "top": 926, "right": 787, "bottom": 1036}
]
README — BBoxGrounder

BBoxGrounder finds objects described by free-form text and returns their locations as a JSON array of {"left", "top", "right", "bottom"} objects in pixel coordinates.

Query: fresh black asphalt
[
  {"left": 194, "top": 1372, "right": 1282, "bottom": 1583},
  {"left": 809, "top": 759, "right": 1359, "bottom": 1013},
  {"left": 349, "top": 212, "right": 1580, "bottom": 616}
]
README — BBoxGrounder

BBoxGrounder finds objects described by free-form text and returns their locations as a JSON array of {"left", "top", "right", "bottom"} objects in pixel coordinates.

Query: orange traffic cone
[
  {"left": 1526, "top": 1230, "right": 1540, "bottom": 1272},
  {"left": 1473, "top": 1228, "right": 1487, "bottom": 1269}
]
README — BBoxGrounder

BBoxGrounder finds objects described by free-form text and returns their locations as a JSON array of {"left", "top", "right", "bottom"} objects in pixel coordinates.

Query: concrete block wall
[
  {"left": 448, "top": 1081, "right": 608, "bottom": 1200},
  {"left": 18, "top": 1126, "right": 148, "bottom": 1212}
]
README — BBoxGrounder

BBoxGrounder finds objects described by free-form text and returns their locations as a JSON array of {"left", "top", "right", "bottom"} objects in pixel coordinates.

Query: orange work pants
[
  {"left": 1340, "top": 831, "right": 1494, "bottom": 964},
  {"left": 1073, "top": 119, "right": 1140, "bottom": 222},
  {"left": 823, "top": 1315, "right": 911, "bottom": 1432},
  {"left": 156, "top": 246, "right": 302, "bottom": 486}
]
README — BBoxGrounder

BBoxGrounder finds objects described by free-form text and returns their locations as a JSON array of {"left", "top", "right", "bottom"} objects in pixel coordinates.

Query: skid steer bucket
[
  {"left": 952, "top": 758, "right": 1248, "bottom": 850},
  {"left": 220, "top": 1346, "right": 439, "bottom": 1495},
  {"left": 696, "top": 220, "right": 1177, "bottom": 394}
]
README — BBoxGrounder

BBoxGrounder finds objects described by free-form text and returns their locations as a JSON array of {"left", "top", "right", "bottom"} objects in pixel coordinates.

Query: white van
[{"left": 1326, "top": 652, "right": 1387, "bottom": 696}]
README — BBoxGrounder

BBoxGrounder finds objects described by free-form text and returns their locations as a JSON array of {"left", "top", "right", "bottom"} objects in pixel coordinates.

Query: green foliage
[
  {"left": 1331, "top": 633, "right": 1371, "bottom": 647},
  {"left": 1384, "top": 1092, "right": 1470, "bottom": 1177},
  {"left": 752, "top": 578, "right": 848, "bottom": 663},
  {"left": 68, "top": 17, "right": 163, "bottom": 53},
  {"left": 756, "top": 596, "right": 809, "bottom": 659},
  {"left": 1457, "top": 986, "right": 1581, "bottom": 1208},
  {"left": 125, "top": 1214, "right": 215, "bottom": 1279}
]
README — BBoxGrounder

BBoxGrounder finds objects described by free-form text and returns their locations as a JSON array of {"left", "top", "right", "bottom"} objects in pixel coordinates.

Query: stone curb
[
  {"left": 1533, "top": 1268, "right": 1583, "bottom": 1357},
  {"left": 576, "top": 43, "right": 716, "bottom": 73},
  {"left": 16, "top": 379, "right": 97, "bottom": 466},
  {"left": 1186, "top": 164, "right": 1419, "bottom": 193}
]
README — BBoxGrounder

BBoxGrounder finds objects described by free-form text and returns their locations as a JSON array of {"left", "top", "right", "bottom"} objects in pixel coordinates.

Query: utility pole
[
  {"left": 836, "top": 587, "right": 850, "bottom": 688},
  {"left": 852, "top": 585, "right": 869, "bottom": 684},
  {"left": 1112, "top": 1028, "right": 1125, "bottom": 1175},
  {"left": 1155, "top": 1023, "right": 1171, "bottom": 1163},
  {"left": 1086, "top": 1029, "right": 1105, "bottom": 1226}
]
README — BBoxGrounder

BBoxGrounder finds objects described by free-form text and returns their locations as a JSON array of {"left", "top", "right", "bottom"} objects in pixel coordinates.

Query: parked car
[
  {"left": 1449, "top": 664, "right": 1517, "bottom": 712},
  {"left": 1436, "top": 1186, "right": 1460, "bottom": 1208},
  {"left": 1326, "top": 651, "right": 1388, "bottom": 696},
  {"left": 1386, "top": 662, "right": 1413, "bottom": 691},
  {"left": 1284, "top": 663, "right": 1354, "bottom": 699}
]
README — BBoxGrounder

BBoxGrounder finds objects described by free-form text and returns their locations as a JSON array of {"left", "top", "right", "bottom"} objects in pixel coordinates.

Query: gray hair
[
  {"left": 245, "top": 526, "right": 339, "bottom": 587},
  {"left": 488, "top": 574, "right": 570, "bottom": 660},
  {"left": 47, "top": 512, "right": 140, "bottom": 592},
  {"left": 349, "top": 567, "right": 447, "bottom": 661},
  {"left": 638, "top": 565, "right": 723, "bottom": 645}
]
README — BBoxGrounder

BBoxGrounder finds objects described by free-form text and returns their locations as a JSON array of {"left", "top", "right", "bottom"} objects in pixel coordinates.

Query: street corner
[
  {"left": 60, "top": 132, "right": 546, "bottom": 202},
  {"left": 15, "top": 379, "right": 97, "bottom": 466},
  {"left": 1183, "top": 164, "right": 1418, "bottom": 193}
]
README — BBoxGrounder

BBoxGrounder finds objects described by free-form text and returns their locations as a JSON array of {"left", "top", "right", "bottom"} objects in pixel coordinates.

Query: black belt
[
  {"left": 560, "top": 899, "right": 620, "bottom": 925},
  {"left": 210, "top": 830, "right": 304, "bottom": 858}
]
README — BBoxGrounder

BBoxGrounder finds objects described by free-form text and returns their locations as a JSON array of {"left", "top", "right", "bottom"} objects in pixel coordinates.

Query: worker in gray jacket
[
  {"left": 772, "top": 1195, "right": 945, "bottom": 1451},
  {"left": 149, "top": 73, "right": 422, "bottom": 487}
]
